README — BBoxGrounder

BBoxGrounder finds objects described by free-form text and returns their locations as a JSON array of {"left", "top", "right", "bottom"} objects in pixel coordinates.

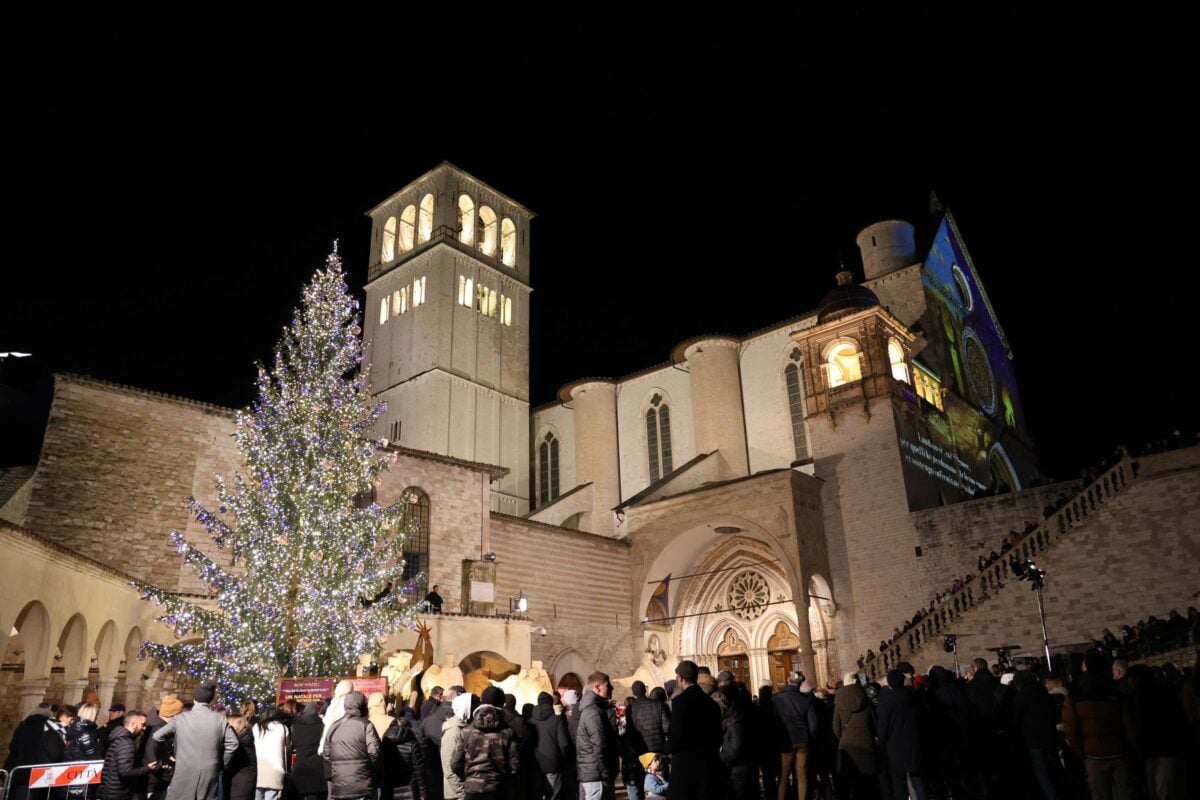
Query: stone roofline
[
  {"left": 538, "top": 309, "right": 821, "bottom": 411},
  {"left": 364, "top": 160, "right": 537, "bottom": 218},
  {"left": 385, "top": 443, "right": 509, "bottom": 479},
  {"left": 1, "top": 519, "right": 167, "bottom": 593},
  {"left": 56, "top": 373, "right": 239, "bottom": 418},
  {"left": 490, "top": 511, "right": 632, "bottom": 547}
]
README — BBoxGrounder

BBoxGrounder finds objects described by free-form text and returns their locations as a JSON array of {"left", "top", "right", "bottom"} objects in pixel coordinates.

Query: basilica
[{"left": 2, "top": 164, "right": 1196, "bottom": 744}]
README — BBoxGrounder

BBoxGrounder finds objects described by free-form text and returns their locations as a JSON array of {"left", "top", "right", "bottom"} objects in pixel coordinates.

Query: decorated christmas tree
[{"left": 134, "top": 247, "right": 418, "bottom": 703}]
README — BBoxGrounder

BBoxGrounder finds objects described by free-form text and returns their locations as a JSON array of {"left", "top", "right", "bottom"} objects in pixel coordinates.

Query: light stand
[
  {"left": 943, "top": 634, "right": 960, "bottom": 677},
  {"left": 1012, "top": 558, "right": 1051, "bottom": 670}
]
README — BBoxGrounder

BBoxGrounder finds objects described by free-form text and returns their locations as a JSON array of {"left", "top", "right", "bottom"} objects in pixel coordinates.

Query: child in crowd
[{"left": 641, "top": 752, "right": 668, "bottom": 799}]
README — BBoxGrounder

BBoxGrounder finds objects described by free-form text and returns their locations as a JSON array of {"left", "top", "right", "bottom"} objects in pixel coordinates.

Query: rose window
[{"left": 728, "top": 571, "right": 770, "bottom": 620}]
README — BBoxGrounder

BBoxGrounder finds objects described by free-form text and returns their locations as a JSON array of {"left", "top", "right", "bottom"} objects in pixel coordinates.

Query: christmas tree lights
[{"left": 133, "top": 247, "right": 419, "bottom": 704}]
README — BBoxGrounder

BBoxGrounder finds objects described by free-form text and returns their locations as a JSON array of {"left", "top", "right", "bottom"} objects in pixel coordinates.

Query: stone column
[
  {"left": 683, "top": 338, "right": 750, "bottom": 478},
  {"left": 18, "top": 679, "right": 50, "bottom": 716},
  {"left": 61, "top": 680, "right": 87, "bottom": 706},
  {"left": 96, "top": 679, "right": 118, "bottom": 712},
  {"left": 124, "top": 682, "right": 144, "bottom": 712},
  {"left": 748, "top": 649, "right": 772, "bottom": 692},
  {"left": 796, "top": 602, "right": 817, "bottom": 681},
  {"left": 569, "top": 381, "right": 620, "bottom": 535}
]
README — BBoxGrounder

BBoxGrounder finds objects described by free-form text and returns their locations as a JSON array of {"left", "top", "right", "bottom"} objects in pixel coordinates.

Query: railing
[
  {"left": 859, "top": 455, "right": 1139, "bottom": 681},
  {"left": 1, "top": 761, "right": 104, "bottom": 800}
]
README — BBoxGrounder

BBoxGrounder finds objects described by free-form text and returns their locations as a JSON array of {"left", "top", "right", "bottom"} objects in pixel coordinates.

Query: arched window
[
  {"left": 478, "top": 206, "right": 498, "bottom": 256},
  {"left": 826, "top": 341, "right": 862, "bottom": 388},
  {"left": 379, "top": 296, "right": 389, "bottom": 325},
  {"left": 418, "top": 194, "right": 434, "bottom": 243},
  {"left": 400, "top": 487, "right": 431, "bottom": 603},
  {"left": 501, "top": 295, "right": 512, "bottom": 326},
  {"left": 487, "top": 288, "right": 497, "bottom": 318},
  {"left": 501, "top": 218, "right": 517, "bottom": 266},
  {"left": 391, "top": 289, "right": 402, "bottom": 317},
  {"left": 458, "top": 195, "right": 475, "bottom": 245},
  {"left": 399, "top": 205, "right": 416, "bottom": 252},
  {"left": 645, "top": 394, "right": 674, "bottom": 483},
  {"left": 538, "top": 433, "right": 560, "bottom": 506},
  {"left": 413, "top": 276, "right": 426, "bottom": 307},
  {"left": 784, "top": 355, "right": 809, "bottom": 460},
  {"left": 888, "top": 337, "right": 910, "bottom": 383},
  {"left": 381, "top": 216, "right": 397, "bottom": 262}
]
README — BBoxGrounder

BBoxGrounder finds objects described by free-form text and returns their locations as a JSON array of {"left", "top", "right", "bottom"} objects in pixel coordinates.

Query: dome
[{"left": 817, "top": 270, "right": 880, "bottom": 324}]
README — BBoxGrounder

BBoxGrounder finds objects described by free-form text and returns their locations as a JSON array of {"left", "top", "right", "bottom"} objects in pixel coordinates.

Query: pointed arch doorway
[{"left": 766, "top": 621, "right": 802, "bottom": 686}]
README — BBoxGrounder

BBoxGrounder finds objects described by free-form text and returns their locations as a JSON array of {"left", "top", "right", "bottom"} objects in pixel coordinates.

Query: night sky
[{"left": 3, "top": 4, "right": 1195, "bottom": 479}]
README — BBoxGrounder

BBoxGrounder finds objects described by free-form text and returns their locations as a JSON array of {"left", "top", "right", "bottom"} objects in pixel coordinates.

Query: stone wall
[
  {"left": 489, "top": 515, "right": 639, "bottom": 680},
  {"left": 23, "top": 375, "right": 241, "bottom": 590},
  {"left": 905, "top": 447, "right": 1200, "bottom": 671}
]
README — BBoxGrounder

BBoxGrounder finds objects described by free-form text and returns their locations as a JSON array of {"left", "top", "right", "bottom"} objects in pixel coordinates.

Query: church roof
[
  {"left": 816, "top": 270, "right": 881, "bottom": 324},
  {"left": 57, "top": 373, "right": 238, "bottom": 417},
  {"left": 0, "top": 465, "right": 34, "bottom": 508}
]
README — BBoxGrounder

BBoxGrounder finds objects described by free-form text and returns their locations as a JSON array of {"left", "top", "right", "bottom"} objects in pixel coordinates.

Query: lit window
[
  {"left": 538, "top": 433, "right": 560, "bottom": 506},
  {"left": 400, "top": 487, "right": 431, "bottom": 601},
  {"left": 458, "top": 276, "right": 467, "bottom": 305},
  {"left": 479, "top": 206, "right": 498, "bottom": 256},
  {"left": 476, "top": 283, "right": 488, "bottom": 314},
  {"left": 418, "top": 194, "right": 434, "bottom": 243},
  {"left": 392, "top": 289, "right": 401, "bottom": 316},
  {"left": 888, "top": 338, "right": 910, "bottom": 384},
  {"left": 381, "top": 216, "right": 397, "bottom": 262},
  {"left": 399, "top": 287, "right": 409, "bottom": 314},
  {"left": 487, "top": 288, "right": 497, "bottom": 318},
  {"left": 399, "top": 205, "right": 416, "bottom": 252},
  {"left": 500, "top": 295, "right": 512, "bottom": 326},
  {"left": 458, "top": 195, "right": 475, "bottom": 245},
  {"left": 784, "top": 360, "right": 809, "bottom": 460},
  {"left": 413, "top": 276, "right": 426, "bottom": 307},
  {"left": 501, "top": 218, "right": 516, "bottom": 266},
  {"left": 379, "top": 297, "right": 389, "bottom": 325},
  {"left": 462, "top": 277, "right": 474, "bottom": 307},
  {"left": 914, "top": 365, "right": 944, "bottom": 411},
  {"left": 826, "top": 342, "right": 862, "bottom": 388}
]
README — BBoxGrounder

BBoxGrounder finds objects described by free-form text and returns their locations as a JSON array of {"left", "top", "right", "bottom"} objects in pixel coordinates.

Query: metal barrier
[{"left": 0, "top": 762, "right": 104, "bottom": 800}]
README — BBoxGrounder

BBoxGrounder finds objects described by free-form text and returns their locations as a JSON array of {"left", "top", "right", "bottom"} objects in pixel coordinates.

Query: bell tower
[{"left": 363, "top": 163, "right": 535, "bottom": 516}]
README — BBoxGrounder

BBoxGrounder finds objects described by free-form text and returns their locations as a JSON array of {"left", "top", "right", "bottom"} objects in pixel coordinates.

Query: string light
[{"left": 132, "top": 249, "right": 422, "bottom": 704}]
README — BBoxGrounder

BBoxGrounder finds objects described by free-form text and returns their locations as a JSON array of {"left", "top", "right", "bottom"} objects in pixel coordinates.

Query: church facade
[{"left": 3, "top": 164, "right": 1198, "bottom": 743}]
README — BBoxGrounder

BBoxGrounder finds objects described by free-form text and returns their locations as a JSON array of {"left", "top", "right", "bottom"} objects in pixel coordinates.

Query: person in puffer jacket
[
  {"left": 574, "top": 673, "right": 617, "bottom": 800},
  {"left": 529, "top": 692, "right": 572, "bottom": 800},
  {"left": 1062, "top": 653, "right": 1133, "bottom": 800},
  {"left": 451, "top": 688, "right": 519, "bottom": 799},
  {"left": 441, "top": 694, "right": 474, "bottom": 800},
  {"left": 322, "top": 691, "right": 381, "bottom": 800},
  {"left": 98, "top": 711, "right": 155, "bottom": 800}
]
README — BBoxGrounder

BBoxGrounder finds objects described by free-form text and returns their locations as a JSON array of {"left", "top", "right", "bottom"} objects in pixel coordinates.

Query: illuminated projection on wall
[{"left": 893, "top": 215, "right": 1035, "bottom": 511}]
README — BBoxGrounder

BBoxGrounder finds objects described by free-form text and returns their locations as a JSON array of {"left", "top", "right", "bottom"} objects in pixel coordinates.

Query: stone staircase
[{"left": 859, "top": 455, "right": 1140, "bottom": 681}]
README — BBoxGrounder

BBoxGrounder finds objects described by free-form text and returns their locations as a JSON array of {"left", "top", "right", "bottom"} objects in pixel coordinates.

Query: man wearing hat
[
  {"left": 141, "top": 695, "right": 183, "bottom": 800},
  {"left": 153, "top": 681, "right": 238, "bottom": 800},
  {"left": 100, "top": 704, "right": 126, "bottom": 755}
]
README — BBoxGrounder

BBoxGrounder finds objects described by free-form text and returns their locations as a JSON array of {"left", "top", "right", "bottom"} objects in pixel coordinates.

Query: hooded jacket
[
  {"left": 289, "top": 705, "right": 327, "bottom": 796},
  {"left": 529, "top": 699, "right": 572, "bottom": 774},
  {"left": 323, "top": 691, "right": 382, "bottom": 799},
  {"left": 574, "top": 689, "right": 617, "bottom": 784},
  {"left": 626, "top": 695, "right": 670, "bottom": 754},
  {"left": 451, "top": 704, "right": 518, "bottom": 795},
  {"left": 441, "top": 697, "right": 471, "bottom": 799},
  {"left": 66, "top": 717, "right": 101, "bottom": 760},
  {"left": 833, "top": 682, "right": 877, "bottom": 775}
]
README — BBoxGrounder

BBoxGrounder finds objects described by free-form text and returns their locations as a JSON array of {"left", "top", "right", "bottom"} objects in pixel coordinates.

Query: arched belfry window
[
  {"left": 418, "top": 194, "right": 434, "bottom": 243},
  {"left": 784, "top": 349, "right": 809, "bottom": 460},
  {"left": 888, "top": 337, "right": 910, "bottom": 384},
  {"left": 381, "top": 216, "right": 397, "bottom": 262},
  {"left": 825, "top": 340, "right": 862, "bottom": 388},
  {"left": 645, "top": 393, "right": 674, "bottom": 483},
  {"left": 400, "top": 487, "right": 430, "bottom": 602},
  {"left": 399, "top": 205, "right": 416, "bottom": 252},
  {"left": 500, "top": 218, "right": 517, "bottom": 266},
  {"left": 538, "top": 432, "right": 560, "bottom": 507},
  {"left": 458, "top": 195, "right": 476, "bottom": 245},
  {"left": 478, "top": 206, "right": 498, "bottom": 256}
]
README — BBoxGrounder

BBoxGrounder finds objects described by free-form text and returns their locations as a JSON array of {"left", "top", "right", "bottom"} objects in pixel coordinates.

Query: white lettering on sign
[{"left": 29, "top": 762, "right": 104, "bottom": 788}]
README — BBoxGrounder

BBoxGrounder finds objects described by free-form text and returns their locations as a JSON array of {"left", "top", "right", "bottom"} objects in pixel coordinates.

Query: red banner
[
  {"left": 276, "top": 676, "right": 390, "bottom": 705},
  {"left": 29, "top": 762, "right": 104, "bottom": 788}
]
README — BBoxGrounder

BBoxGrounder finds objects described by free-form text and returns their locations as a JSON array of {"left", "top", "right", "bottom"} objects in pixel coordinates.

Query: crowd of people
[
  {"left": 5, "top": 649, "right": 1199, "bottom": 800},
  {"left": 1094, "top": 608, "right": 1200, "bottom": 662}
]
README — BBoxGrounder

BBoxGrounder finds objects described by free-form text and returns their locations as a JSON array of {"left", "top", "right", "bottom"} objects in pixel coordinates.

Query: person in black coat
[
  {"left": 378, "top": 717, "right": 426, "bottom": 800},
  {"left": 289, "top": 703, "right": 327, "bottom": 800},
  {"left": 718, "top": 683, "right": 756, "bottom": 800},
  {"left": 1009, "top": 671, "right": 1063, "bottom": 800},
  {"left": 417, "top": 696, "right": 453, "bottom": 800},
  {"left": 139, "top": 696, "right": 182, "bottom": 800},
  {"left": 222, "top": 715, "right": 257, "bottom": 800},
  {"left": 755, "top": 687, "right": 789, "bottom": 800},
  {"left": 876, "top": 671, "right": 929, "bottom": 800},
  {"left": 666, "top": 661, "right": 722, "bottom": 800},
  {"left": 527, "top": 693, "right": 571, "bottom": 800},
  {"left": 98, "top": 712, "right": 155, "bottom": 800}
]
